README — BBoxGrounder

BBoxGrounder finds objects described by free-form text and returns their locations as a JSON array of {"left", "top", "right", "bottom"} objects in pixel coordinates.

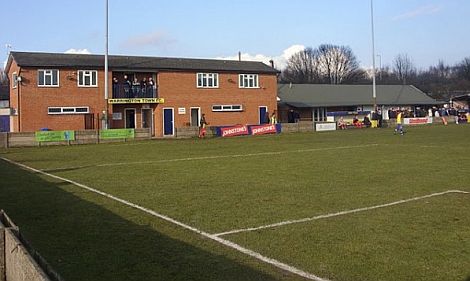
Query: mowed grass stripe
[
  {"left": 214, "top": 190, "right": 469, "bottom": 236},
  {"left": 225, "top": 193, "right": 470, "bottom": 281},
  {"left": 39, "top": 143, "right": 379, "bottom": 172},
  {"left": 1, "top": 157, "right": 330, "bottom": 281}
]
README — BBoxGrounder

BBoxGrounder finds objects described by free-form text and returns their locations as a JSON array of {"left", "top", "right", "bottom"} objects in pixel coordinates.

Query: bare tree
[
  {"left": 456, "top": 57, "right": 470, "bottom": 81},
  {"left": 281, "top": 44, "right": 361, "bottom": 84},
  {"left": 315, "top": 44, "right": 360, "bottom": 84},
  {"left": 393, "top": 54, "right": 416, "bottom": 84},
  {"left": 281, "top": 48, "right": 320, "bottom": 83}
]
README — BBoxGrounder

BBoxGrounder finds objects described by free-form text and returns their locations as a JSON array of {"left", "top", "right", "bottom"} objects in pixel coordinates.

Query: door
[
  {"left": 0, "top": 116, "right": 9, "bottom": 132},
  {"left": 163, "top": 108, "right": 174, "bottom": 136},
  {"left": 141, "top": 108, "right": 153, "bottom": 135},
  {"left": 259, "top": 106, "right": 268, "bottom": 124},
  {"left": 190, "top": 107, "right": 200, "bottom": 127},
  {"left": 125, "top": 109, "right": 136, "bottom": 128}
]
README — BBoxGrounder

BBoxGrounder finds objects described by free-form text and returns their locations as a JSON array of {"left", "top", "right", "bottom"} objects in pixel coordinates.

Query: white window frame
[
  {"left": 197, "top": 73, "right": 219, "bottom": 88},
  {"left": 212, "top": 104, "right": 243, "bottom": 112},
  {"left": 12, "top": 72, "right": 18, "bottom": 88},
  {"left": 48, "top": 106, "right": 89, "bottom": 115},
  {"left": 78, "top": 70, "right": 98, "bottom": 87},
  {"left": 239, "top": 74, "right": 259, "bottom": 88},
  {"left": 38, "top": 69, "right": 59, "bottom": 87}
]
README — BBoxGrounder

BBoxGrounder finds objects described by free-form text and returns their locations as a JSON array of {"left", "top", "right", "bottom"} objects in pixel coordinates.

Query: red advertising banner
[
  {"left": 404, "top": 117, "right": 432, "bottom": 125},
  {"left": 221, "top": 125, "right": 249, "bottom": 137},
  {"left": 251, "top": 124, "right": 277, "bottom": 135}
]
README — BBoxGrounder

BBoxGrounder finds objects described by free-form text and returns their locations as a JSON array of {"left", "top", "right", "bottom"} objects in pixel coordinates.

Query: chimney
[
  {"left": 238, "top": 51, "right": 241, "bottom": 61},
  {"left": 269, "top": 59, "right": 274, "bottom": 68}
]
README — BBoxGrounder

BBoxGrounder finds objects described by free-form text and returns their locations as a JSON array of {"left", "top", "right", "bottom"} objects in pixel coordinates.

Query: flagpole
[
  {"left": 104, "top": 0, "right": 109, "bottom": 129},
  {"left": 370, "top": 0, "right": 377, "bottom": 111}
]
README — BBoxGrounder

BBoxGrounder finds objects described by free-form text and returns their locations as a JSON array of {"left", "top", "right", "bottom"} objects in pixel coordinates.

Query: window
[
  {"left": 38, "top": 70, "right": 59, "bottom": 87},
  {"left": 48, "top": 106, "right": 90, "bottom": 115},
  {"left": 212, "top": 104, "right": 243, "bottom": 112},
  {"left": 78, "top": 70, "right": 98, "bottom": 87},
  {"left": 12, "top": 73, "right": 18, "bottom": 88},
  {"left": 239, "top": 74, "right": 259, "bottom": 88},
  {"left": 197, "top": 73, "right": 219, "bottom": 88}
]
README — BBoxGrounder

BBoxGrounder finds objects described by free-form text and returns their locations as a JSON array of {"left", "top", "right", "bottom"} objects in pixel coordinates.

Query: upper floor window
[
  {"left": 239, "top": 74, "right": 259, "bottom": 88},
  {"left": 38, "top": 70, "right": 59, "bottom": 87},
  {"left": 197, "top": 73, "right": 219, "bottom": 88},
  {"left": 78, "top": 70, "right": 98, "bottom": 87},
  {"left": 12, "top": 73, "right": 18, "bottom": 88}
]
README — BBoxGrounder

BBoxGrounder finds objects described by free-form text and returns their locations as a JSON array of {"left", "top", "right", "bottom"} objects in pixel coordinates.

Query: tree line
[{"left": 280, "top": 44, "right": 470, "bottom": 100}]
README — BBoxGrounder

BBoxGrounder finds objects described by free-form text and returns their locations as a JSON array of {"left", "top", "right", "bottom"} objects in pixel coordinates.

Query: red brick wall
[
  {"left": 13, "top": 67, "right": 109, "bottom": 132},
  {"left": 8, "top": 58, "right": 278, "bottom": 135},
  {"left": 155, "top": 71, "right": 278, "bottom": 136},
  {"left": 8, "top": 60, "right": 20, "bottom": 132}
]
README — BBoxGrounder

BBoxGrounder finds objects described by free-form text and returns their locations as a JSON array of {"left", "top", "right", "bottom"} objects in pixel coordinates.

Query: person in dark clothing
[
  {"left": 123, "top": 75, "right": 132, "bottom": 98},
  {"left": 294, "top": 111, "right": 300, "bottom": 123},
  {"left": 288, "top": 110, "right": 295, "bottom": 123},
  {"left": 112, "top": 77, "right": 119, "bottom": 98}
]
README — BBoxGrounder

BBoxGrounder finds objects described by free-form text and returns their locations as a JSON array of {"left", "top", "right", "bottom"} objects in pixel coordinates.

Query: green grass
[{"left": 0, "top": 125, "right": 469, "bottom": 281}]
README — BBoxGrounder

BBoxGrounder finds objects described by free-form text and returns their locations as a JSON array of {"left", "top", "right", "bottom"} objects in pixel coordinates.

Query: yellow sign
[{"left": 108, "top": 98, "right": 165, "bottom": 104}]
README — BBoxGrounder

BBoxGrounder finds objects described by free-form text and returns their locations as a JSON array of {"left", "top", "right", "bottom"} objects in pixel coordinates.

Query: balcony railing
[{"left": 112, "top": 84, "right": 157, "bottom": 99}]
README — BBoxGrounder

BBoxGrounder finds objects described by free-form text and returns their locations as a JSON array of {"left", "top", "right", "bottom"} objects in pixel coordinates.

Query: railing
[{"left": 112, "top": 84, "right": 157, "bottom": 99}]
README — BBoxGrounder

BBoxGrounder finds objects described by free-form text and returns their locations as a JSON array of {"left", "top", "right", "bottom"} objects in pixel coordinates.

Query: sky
[{"left": 2, "top": 0, "right": 469, "bottom": 70}]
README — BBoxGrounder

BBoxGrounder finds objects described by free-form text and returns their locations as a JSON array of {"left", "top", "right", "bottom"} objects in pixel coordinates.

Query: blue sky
[{"left": 2, "top": 0, "right": 469, "bottom": 69}]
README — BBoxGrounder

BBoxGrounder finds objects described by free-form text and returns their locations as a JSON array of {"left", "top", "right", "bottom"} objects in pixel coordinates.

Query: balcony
[{"left": 110, "top": 85, "right": 164, "bottom": 104}]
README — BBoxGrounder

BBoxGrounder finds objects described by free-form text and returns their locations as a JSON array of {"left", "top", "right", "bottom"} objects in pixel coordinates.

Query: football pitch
[{"left": 1, "top": 125, "right": 469, "bottom": 281}]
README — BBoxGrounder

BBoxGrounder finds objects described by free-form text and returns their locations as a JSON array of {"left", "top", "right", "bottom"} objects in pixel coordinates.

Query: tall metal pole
[
  {"left": 104, "top": 0, "right": 109, "bottom": 129},
  {"left": 370, "top": 0, "right": 377, "bottom": 111}
]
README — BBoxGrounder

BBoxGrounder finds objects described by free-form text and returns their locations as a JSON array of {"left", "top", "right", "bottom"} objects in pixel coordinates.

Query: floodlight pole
[
  {"left": 370, "top": 0, "right": 377, "bottom": 111},
  {"left": 104, "top": 0, "right": 109, "bottom": 129}
]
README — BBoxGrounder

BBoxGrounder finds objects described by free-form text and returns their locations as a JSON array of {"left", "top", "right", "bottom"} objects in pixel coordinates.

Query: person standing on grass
[
  {"left": 199, "top": 114, "right": 208, "bottom": 138},
  {"left": 395, "top": 110, "right": 404, "bottom": 135},
  {"left": 270, "top": 111, "right": 277, "bottom": 124}
]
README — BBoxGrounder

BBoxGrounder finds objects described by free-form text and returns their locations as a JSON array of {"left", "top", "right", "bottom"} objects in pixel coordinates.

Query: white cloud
[
  {"left": 121, "top": 31, "right": 176, "bottom": 50},
  {"left": 393, "top": 5, "right": 442, "bottom": 21},
  {"left": 215, "top": 44, "right": 305, "bottom": 70},
  {"left": 64, "top": 48, "right": 92, "bottom": 54}
]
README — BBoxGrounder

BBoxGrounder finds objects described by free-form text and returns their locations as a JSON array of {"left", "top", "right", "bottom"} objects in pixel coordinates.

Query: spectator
[
  {"left": 294, "top": 111, "right": 301, "bottom": 123},
  {"left": 338, "top": 117, "right": 347, "bottom": 130},
  {"left": 123, "top": 75, "right": 132, "bottom": 98},
  {"left": 353, "top": 115, "right": 362, "bottom": 128},
  {"left": 288, "top": 109, "right": 295, "bottom": 123},
  {"left": 132, "top": 77, "right": 140, "bottom": 98},
  {"left": 140, "top": 77, "right": 148, "bottom": 97},
  {"left": 363, "top": 116, "right": 371, "bottom": 127},
  {"left": 112, "top": 77, "right": 119, "bottom": 98},
  {"left": 199, "top": 114, "right": 208, "bottom": 138},
  {"left": 148, "top": 77, "right": 156, "bottom": 97},
  {"left": 270, "top": 112, "right": 277, "bottom": 124}
]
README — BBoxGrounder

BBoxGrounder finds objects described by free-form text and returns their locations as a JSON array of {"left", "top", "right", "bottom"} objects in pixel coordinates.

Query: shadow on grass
[{"left": 0, "top": 160, "right": 286, "bottom": 281}]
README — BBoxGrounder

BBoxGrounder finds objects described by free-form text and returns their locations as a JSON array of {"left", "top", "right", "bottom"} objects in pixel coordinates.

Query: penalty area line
[
  {"left": 1, "top": 157, "right": 329, "bottom": 281},
  {"left": 214, "top": 190, "right": 469, "bottom": 237}
]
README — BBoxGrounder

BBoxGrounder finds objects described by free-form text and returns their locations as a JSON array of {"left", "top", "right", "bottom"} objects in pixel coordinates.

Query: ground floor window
[{"left": 48, "top": 106, "right": 89, "bottom": 115}]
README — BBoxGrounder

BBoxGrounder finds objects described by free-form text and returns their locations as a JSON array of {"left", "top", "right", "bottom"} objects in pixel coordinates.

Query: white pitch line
[
  {"left": 1, "top": 157, "right": 329, "bottom": 281},
  {"left": 40, "top": 143, "right": 379, "bottom": 172},
  {"left": 214, "top": 190, "right": 469, "bottom": 237}
]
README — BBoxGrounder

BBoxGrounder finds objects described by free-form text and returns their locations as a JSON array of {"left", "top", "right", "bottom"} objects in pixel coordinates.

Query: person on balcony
[
  {"left": 132, "top": 77, "right": 140, "bottom": 98},
  {"left": 123, "top": 75, "right": 132, "bottom": 98},
  {"left": 140, "top": 77, "right": 148, "bottom": 98},
  {"left": 112, "top": 77, "right": 119, "bottom": 98},
  {"left": 148, "top": 77, "right": 156, "bottom": 97}
]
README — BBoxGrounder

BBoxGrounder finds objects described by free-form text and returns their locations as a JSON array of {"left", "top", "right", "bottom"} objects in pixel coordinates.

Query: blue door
[
  {"left": 0, "top": 116, "right": 9, "bottom": 132},
  {"left": 163, "top": 108, "right": 174, "bottom": 136},
  {"left": 259, "top": 106, "right": 268, "bottom": 124}
]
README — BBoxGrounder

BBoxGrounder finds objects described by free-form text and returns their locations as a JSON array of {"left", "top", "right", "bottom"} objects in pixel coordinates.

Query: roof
[
  {"left": 451, "top": 93, "right": 470, "bottom": 102},
  {"left": 278, "top": 84, "right": 441, "bottom": 107},
  {"left": 7, "top": 51, "right": 279, "bottom": 74}
]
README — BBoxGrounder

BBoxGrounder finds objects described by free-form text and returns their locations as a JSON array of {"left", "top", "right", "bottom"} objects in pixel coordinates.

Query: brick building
[{"left": 5, "top": 52, "right": 278, "bottom": 136}]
